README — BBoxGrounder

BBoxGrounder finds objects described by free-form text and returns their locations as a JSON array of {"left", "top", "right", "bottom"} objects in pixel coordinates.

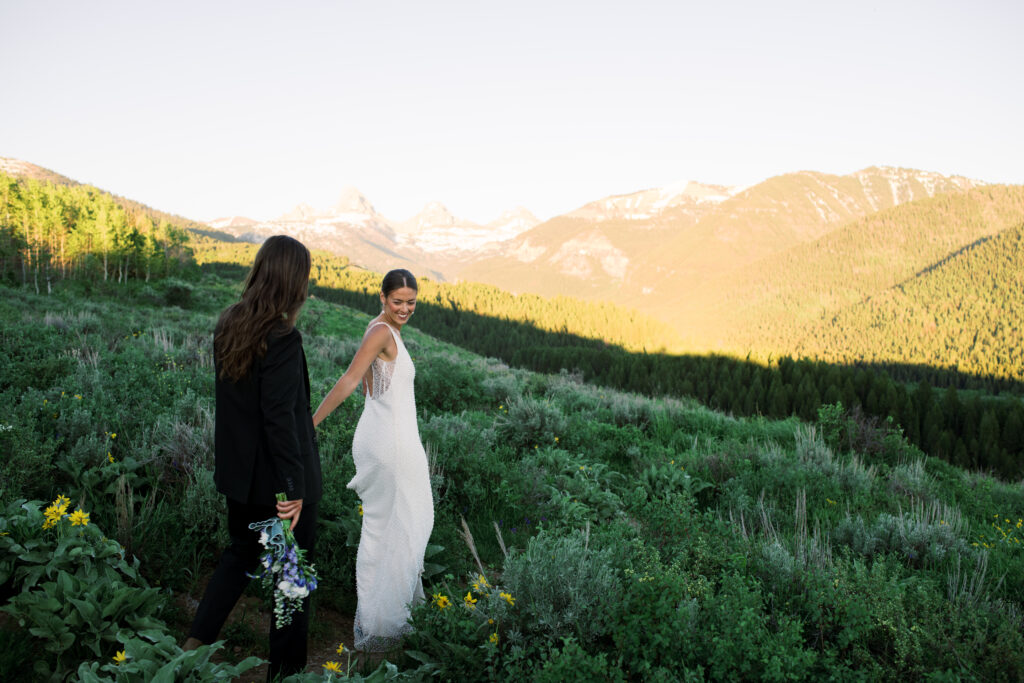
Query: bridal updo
[{"left": 381, "top": 269, "right": 417, "bottom": 296}]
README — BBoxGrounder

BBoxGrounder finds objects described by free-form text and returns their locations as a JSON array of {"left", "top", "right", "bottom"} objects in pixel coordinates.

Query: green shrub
[
  {"left": 75, "top": 631, "right": 262, "bottom": 682},
  {"left": 698, "top": 572, "right": 817, "bottom": 681},
  {"left": 414, "top": 351, "right": 488, "bottom": 413},
  {"left": 611, "top": 566, "right": 703, "bottom": 676},
  {"left": 1, "top": 498, "right": 166, "bottom": 680},
  {"left": 535, "top": 637, "right": 625, "bottom": 682},
  {"left": 161, "top": 278, "right": 194, "bottom": 308}
]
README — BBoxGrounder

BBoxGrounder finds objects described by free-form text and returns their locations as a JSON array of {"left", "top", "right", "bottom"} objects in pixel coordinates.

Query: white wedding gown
[{"left": 348, "top": 321, "right": 434, "bottom": 651}]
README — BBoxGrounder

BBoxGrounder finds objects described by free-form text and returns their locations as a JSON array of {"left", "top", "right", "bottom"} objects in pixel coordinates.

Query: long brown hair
[{"left": 215, "top": 235, "right": 311, "bottom": 382}]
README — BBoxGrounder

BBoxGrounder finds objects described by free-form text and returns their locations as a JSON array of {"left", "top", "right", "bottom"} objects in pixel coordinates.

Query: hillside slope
[
  {"left": 1, "top": 278, "right": 1022, "bottom": 680},
  {"left": 796, "top": 218, "right": 1024, "bottom": 380},
  {"left": 699, "top": 184, "right": 1024, "bottom": 354}
]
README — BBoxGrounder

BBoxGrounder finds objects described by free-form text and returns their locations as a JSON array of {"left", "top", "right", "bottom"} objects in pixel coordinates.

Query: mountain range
[
  {"left": 207, "top": 187, "right": 541, "bottom": 279},
  {"left": 5, "top": 155, "right": 1021, "bottom": 380}
]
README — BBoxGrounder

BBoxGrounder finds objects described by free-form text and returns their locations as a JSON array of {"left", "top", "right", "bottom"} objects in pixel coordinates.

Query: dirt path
[{"left": 177, "top": 588, "right": 360, "bottom": 681}]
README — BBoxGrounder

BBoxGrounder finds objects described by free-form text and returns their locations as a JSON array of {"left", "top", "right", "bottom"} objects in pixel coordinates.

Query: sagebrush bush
[
  {"left": 501, "top": 528, "right": 618, "bottom": 644},
  {"left": 495, "top": 396, "right": 567, "bottom": 450},
  {"left": 833, "top": 499, "right": 968, "bottom": 568},
  {"left": 795, "top": 424, "right": 876, "bottom": 494},
  {"left": 889, "top": 458, "right": 935, "bottom": 499}
]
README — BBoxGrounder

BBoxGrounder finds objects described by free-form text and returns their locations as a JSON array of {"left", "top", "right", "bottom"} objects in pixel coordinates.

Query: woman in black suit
[{"left": 185, "top": 235, "right": 322, "bottom": 679}]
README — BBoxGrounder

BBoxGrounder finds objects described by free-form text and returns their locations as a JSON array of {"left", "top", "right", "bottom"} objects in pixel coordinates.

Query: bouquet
[{"left": 248, "top": 493, "right": 319, "bottom": 628}]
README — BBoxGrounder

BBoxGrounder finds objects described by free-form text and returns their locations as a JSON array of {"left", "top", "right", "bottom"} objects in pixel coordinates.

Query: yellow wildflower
[
  {"left": 500, "top": 591, "right": 515, "bottom": 606},
  {"left": 69, "top": 509, "right": 90, "bottom": 527},
  {"left": 489, "top": 632, "right": 499, "bottom": 645},
  {"left": 336, "top": 643, "right": 345, "bottom": 654},
  {"left": 113, "top": 650, "right": 127, "bottom": 664},
  {"left": 358, "top": 503, "right": 363, "bottom": 516},
  {"left": 477, "top": 574, "right": 490, "bottom": 589},
  {"left": 108, "top": 453, "right": 115, "bottom": 463},
  {"left": 554, "top": 437, "right": 559, "bottom": 442},
  {"left": 43, "top": 495, "right": 71, "bottom": 528},
  {"left": 44, "top": 503, "right": 65, "bottom": 518},
  {"left": 432, "top": 593, "right": 451, "bottom": 610},
  {"left": 464, "top": 591, "right": 477, "bottom": 608},
  {"left": 111, "top": 433, "right": 117, "bottom": 439},
  {"left": 323, "top": 661, "right": 342, "bottom": 674},
  {"left": 488, "top": 618, "right": 494, "bottom": 624}
]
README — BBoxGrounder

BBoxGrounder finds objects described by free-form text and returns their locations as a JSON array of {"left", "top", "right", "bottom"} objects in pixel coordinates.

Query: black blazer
[{"left": 213, "top": 325, "right": 322, "bottom": 506}]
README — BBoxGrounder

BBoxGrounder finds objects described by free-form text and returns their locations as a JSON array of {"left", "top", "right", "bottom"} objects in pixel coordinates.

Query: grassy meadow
[{"left": 2, "top": 274, "right": 1023, "bottom": 681}]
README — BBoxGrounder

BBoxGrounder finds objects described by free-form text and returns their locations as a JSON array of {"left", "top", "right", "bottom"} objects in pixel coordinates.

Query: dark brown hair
[
  {"left": 381, "top": 268, "right": 417, "bottom": 297},
  {"left": 215, "top": 235, "right": 311, "bottom": 382}
]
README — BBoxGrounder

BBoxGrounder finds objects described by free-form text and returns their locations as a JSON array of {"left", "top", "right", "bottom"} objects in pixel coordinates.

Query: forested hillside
[
  {"left": 797, "top": 220, "right": 1024, "bottom": 380},
  {"left": 0, "top": 170, "right": 196, "bottom": 289},
  {"left": 704, "top": 185, "right": 1024, "bottom": 356}
]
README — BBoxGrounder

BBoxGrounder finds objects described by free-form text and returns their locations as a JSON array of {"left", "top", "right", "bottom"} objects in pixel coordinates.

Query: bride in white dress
[{"left": 313, "top": 269, "right": 434, "bottom": 652}]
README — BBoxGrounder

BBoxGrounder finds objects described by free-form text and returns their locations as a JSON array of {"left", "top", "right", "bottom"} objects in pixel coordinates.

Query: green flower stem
[{"left": 275, "top": 492, "right": 296, "bottom": 545}]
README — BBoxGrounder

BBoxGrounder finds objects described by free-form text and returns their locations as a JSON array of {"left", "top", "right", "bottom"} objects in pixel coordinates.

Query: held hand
[{"left": 276, "top": 497, "right": 303, "bottom": 531}]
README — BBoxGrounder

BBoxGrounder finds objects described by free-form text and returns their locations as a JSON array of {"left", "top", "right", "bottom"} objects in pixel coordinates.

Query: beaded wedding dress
[{"left": 348, "top": 321, "right": 434, "bottom": 651}]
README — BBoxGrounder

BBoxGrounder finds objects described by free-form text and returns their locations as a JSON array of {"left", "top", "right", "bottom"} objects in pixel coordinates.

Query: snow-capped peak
[
  {"left": 332, "top": 186, "right": 376, "bottom": 215},
  {"left": 487, "top": 206, "right": 540, "bottom": 232},
  {"left": 400, "top": 202, "right": 459, "bottom": 233},
  {"left": 206, "top": 216, "right": 258, "bottom": 229}
]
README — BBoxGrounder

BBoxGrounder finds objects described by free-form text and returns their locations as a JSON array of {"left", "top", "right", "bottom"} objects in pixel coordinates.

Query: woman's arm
[{"left": 312, "top": 325, "right": 394, "bottom": 427}]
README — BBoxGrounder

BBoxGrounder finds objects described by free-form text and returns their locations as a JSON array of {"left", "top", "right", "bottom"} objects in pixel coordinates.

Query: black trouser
[{"left": 189, "top": 498, "right": 318, "bottom": 680}]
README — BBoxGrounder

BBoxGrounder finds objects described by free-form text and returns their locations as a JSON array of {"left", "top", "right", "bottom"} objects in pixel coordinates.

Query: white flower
[
  {"left": 259, "top": 531, "right": 269, "bottom": 546},
  {"left": 278, "top": 580, "right": 291, "bottom": 593}
]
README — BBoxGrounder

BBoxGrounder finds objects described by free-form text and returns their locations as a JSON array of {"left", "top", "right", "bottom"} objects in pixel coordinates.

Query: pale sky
[{"left": 2, "top": 0, "right": 1021, "bottom": 224}]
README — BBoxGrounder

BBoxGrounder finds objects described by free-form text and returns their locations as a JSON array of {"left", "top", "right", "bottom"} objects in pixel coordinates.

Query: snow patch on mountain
[
  {"left": 853, "top": 167, "right": 982, "bottom": 213},
  {"left": 549, "top": 232, "right": 629, "bottom": 280},
  {"left": 395, "top": 203, "right": 538, "bottom": 253},
  {"left": 207, "top": 216, "right": 258, "bottom": 229},
  {"left": 569, "top": 180, "right": 736, "bottom": 221}
]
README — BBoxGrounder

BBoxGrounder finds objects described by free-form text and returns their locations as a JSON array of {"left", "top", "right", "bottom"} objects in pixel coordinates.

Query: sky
[{"left": 1, "top": 0, "right": 1021, "bottom": 224}]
